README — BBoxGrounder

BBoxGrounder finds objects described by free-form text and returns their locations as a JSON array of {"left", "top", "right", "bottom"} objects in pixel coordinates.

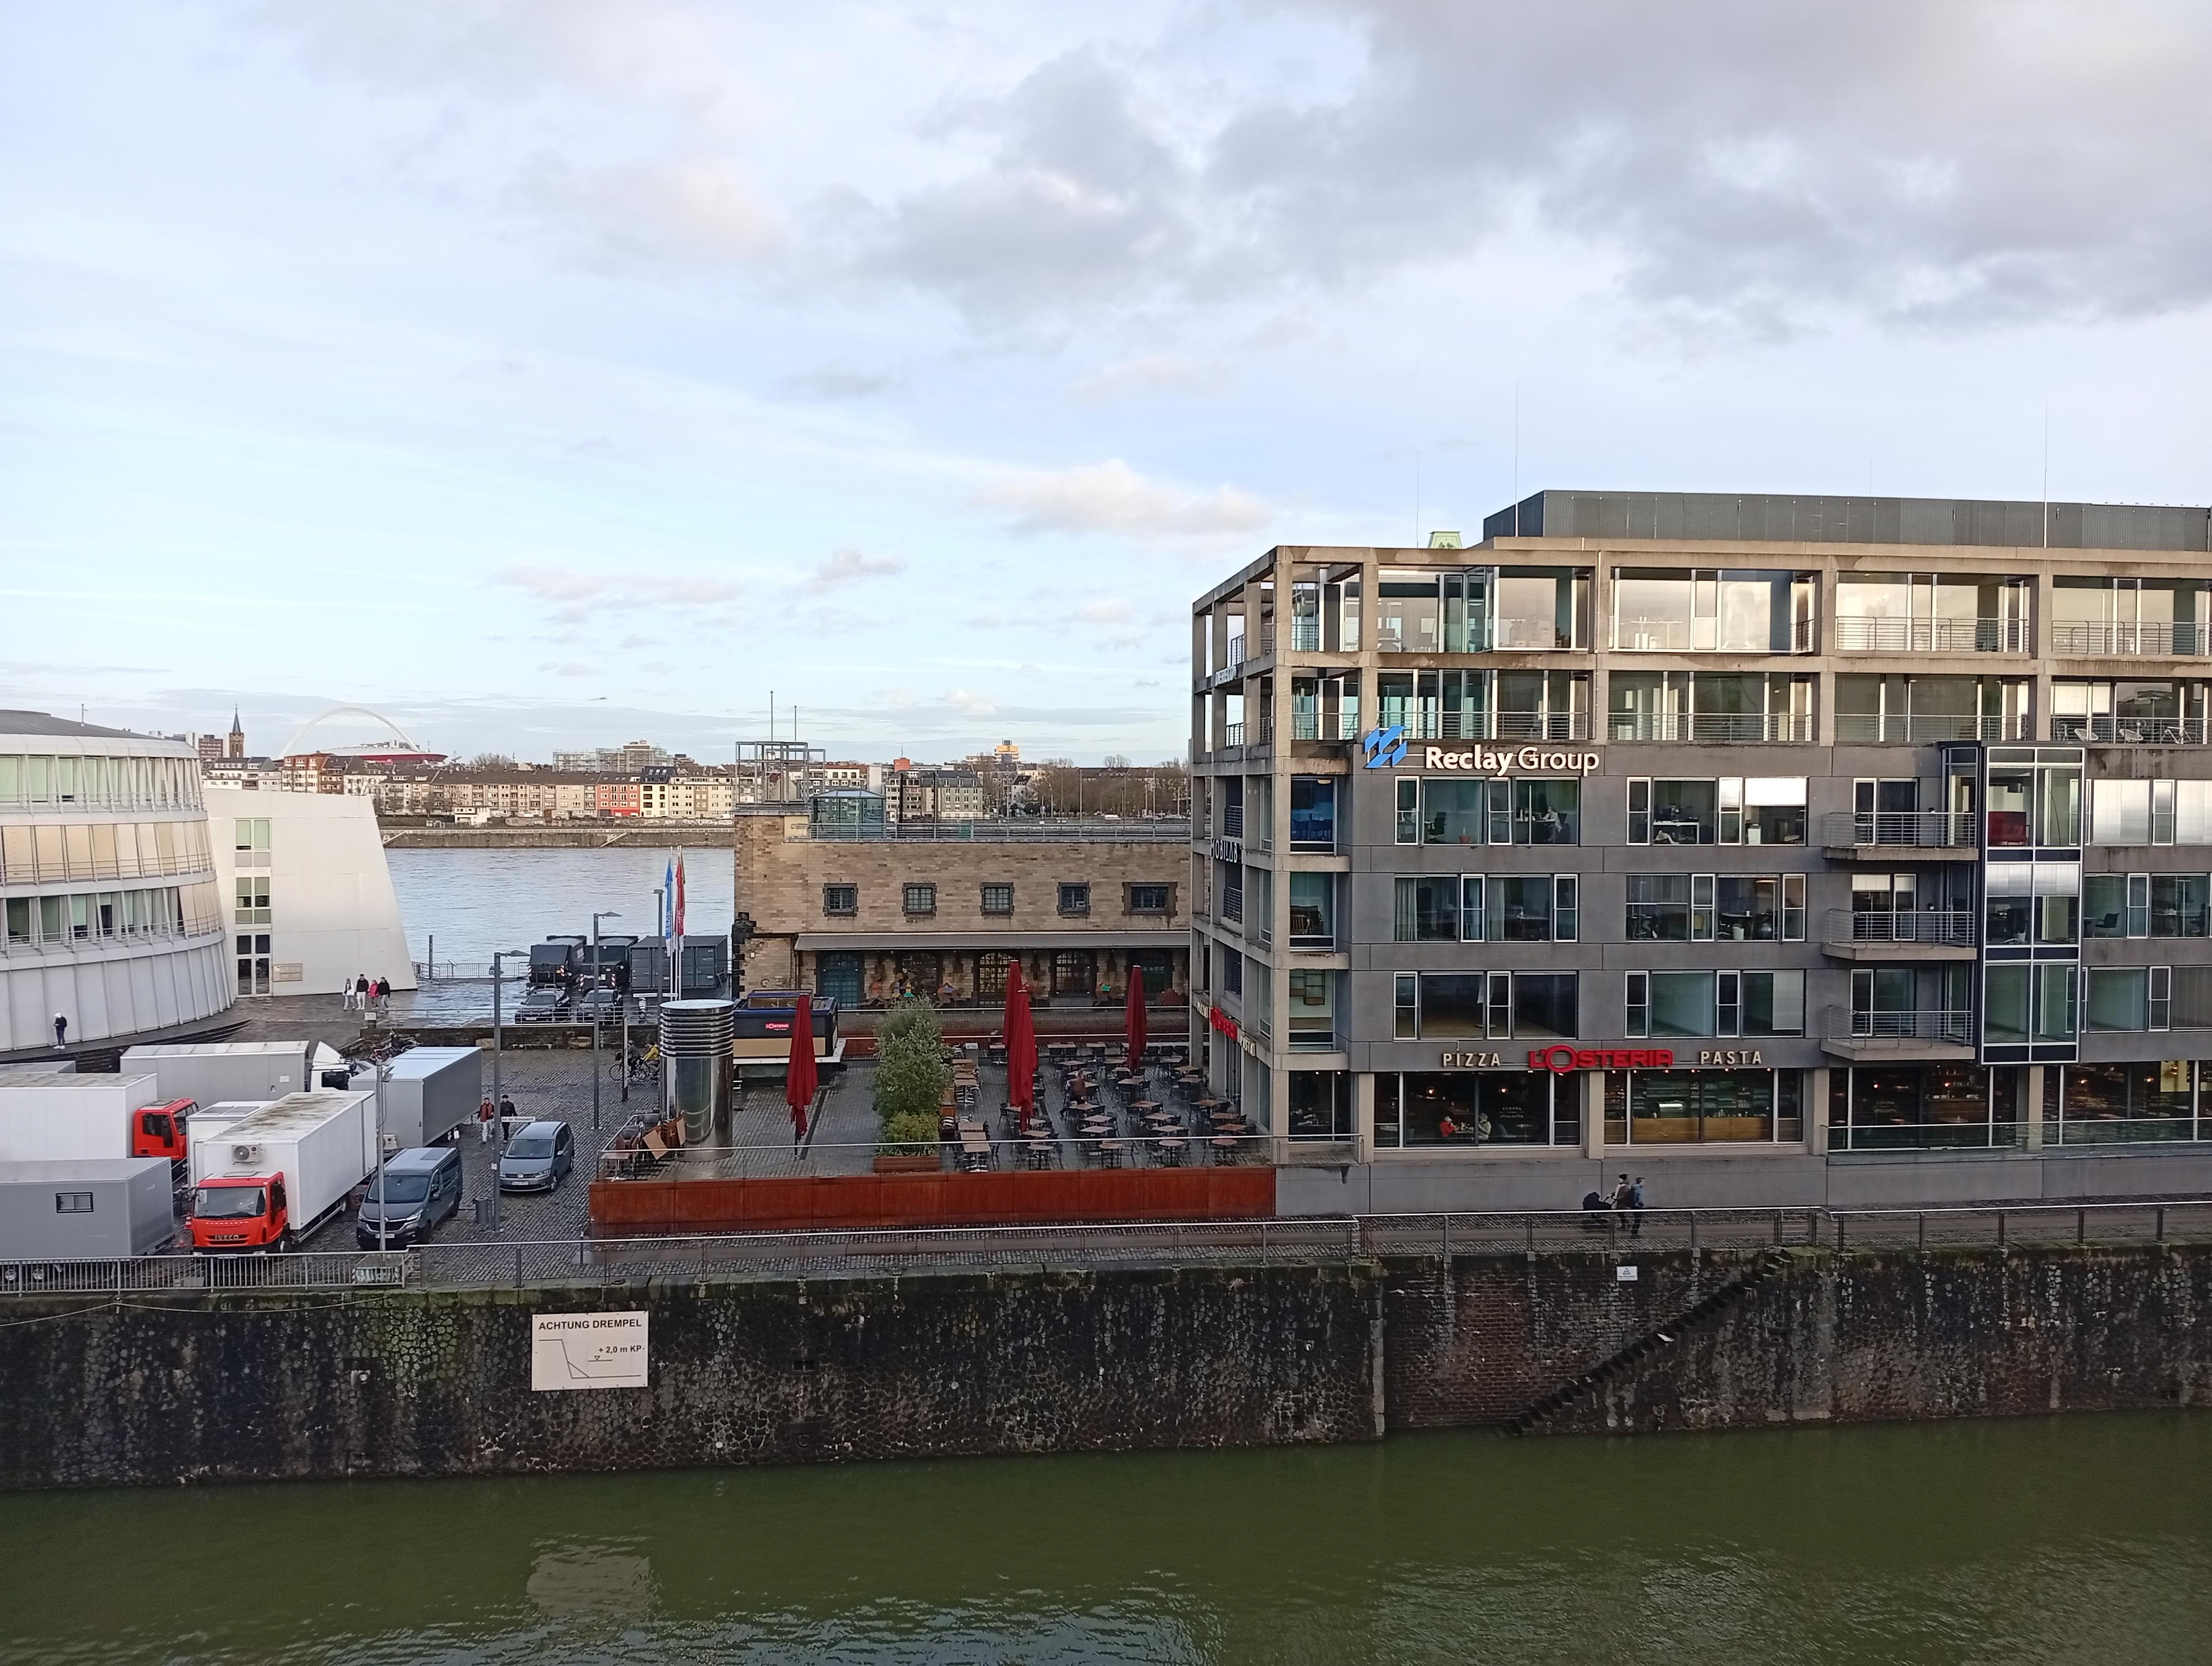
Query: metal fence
[
  {"left": 5, "top": 1202, "right": 2209, "bottom": 1299},
  {"left": 596, "top": 1135, "right": 1345, "bottom": 1181}
]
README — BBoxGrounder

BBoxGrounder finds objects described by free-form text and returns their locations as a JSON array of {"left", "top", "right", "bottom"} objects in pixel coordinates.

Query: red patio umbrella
[
  {"left": 1124, "top": 962, "right": 1148, "bottom": 1072},
  {"left": 1004, "top": 962, "right": 1037, "bottom": 1119},
  {"left": 786, "top": 991, "right": 818, "bottom": 1144}
]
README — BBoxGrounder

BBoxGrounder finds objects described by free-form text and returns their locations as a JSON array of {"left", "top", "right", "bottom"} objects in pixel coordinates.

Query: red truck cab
[
  {"left": 189, "top": 1175, "right": 290, "bottom": 1252},
  {"left": 134, "top": 1098, "right": 194, "bottom": 1163}
]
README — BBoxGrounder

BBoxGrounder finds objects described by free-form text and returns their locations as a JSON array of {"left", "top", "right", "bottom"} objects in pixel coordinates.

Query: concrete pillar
[
  {"left": 2025, "top": 1063, "right": 2046, "bottom": 1149},
  {"left": 1809, "top": 1065, "right": 1831, "bottom": 1154},
  {"left": 1583, "top": 1069, "right": 1606, "bottom": 1158},
  {"left": 1354, "top": 1070, "right": 1376, "bottom": 1162}
]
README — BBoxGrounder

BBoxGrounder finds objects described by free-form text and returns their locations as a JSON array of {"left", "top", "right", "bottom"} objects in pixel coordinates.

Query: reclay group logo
[{"left": 1360, "top": 725, "right": 1407, "bottom": 768}]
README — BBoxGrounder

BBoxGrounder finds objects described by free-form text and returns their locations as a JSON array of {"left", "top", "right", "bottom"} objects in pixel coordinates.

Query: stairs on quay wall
[{"left": 1504, "top": 1248, "right": 1794, "bottom": 1436}]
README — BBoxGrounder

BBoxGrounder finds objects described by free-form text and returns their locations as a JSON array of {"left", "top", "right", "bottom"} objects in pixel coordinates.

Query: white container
[
  {"left": 0, "top": 1159, "right": 175, "bottom": 1259},
  {"left": 0, "top": 1073, "right": 164, "bottom": 1163},
  {"left": 120, "top": 1042, "right": 314, "bottom": 1110},
  {"left": 189, "top": 1090, "right": 375, "bottom": 1233},
  {"left": 181, "top": 1103, "right": 271, "bottom": 1170},
  {"left": 375, "top": 1048, "right": 482, "bottom": 1148}
]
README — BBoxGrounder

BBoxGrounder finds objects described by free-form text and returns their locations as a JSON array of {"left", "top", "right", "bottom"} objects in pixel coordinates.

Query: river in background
[
  {"left": 1, "top": 1417, "right": 2208, "bottom": 1664},
  {"left": 387, "top": 848, "right": 737, "bottom": 975}
]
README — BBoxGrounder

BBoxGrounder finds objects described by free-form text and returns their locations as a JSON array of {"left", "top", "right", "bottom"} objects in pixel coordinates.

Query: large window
[
  {"left": 1610, "top": 672, "right": 1815, "bottom": 742},
  {"left": 1394, "top": 875, "right": 1577, "bottom": 943},
  {"left": 1374, "top": 1071, "right": 1582, "bottom": 1149},
  {"left": 2052, "top": 680, "right": 2209, "bottom": 745},
  {"left": 1611, "top": 568, "right": 1814, "bottom": 653},
  {"left": 1834, "top": 573, "right": 2031, "bottom": 652},
  {"left": 2087, "top": 967, "right": 2170, "bottom": 1033},
  {"left": 1832, "top": 1065, "right": 2019, "bottom": 1152},
  {"left": 2050, "top": 576, "right": 2212, "bottom": 658},
  {"left": 1984, "top": 861, "right": 2078, "bottom": 946},
  {"left": 2091, "top": 779, "right": 2212, "bottom": 846},
  {"left": 1287, "top": 873, "right": 1334, "bottom": 946},
  {"left": 1836, "top": 674, "right": 2030, "bottom": 742},
  {"left": 1607, "top": 1069, "right": 1803, "bottom": 1144},
  {"left": 1391, "top": 972, "right": 1577, "bottom": 1040},
  {"left": 1625, "top": 971, "right": 1805, "bottom": 1037},
  {"left": 1287, "top": 969, "right": 1336, "bottom": 1049},
  {"left": 233, "top": 876, "right": 271, "bottom": 926},
  {"left": 1626, "top": 778, "right": 1804, "bottom": 845},
  {"left": 1624, "top": 875, "right": 1803, "bottom": 942},
  {"left": 1400, "top": 777, "right": 1581, "bottom": 845},
  {"left": 1983, "top": 963, "right": 2078, "bottom": 1046},
  {"left": 2085, "top": 873, "right": 2211, "bottom": 938},
  {"left": 1289, "top": 777, "right": 1337, "bottom": 852},
  {"left": 2053, "top": 1062, "right": 2202, "bottom": 1144}
]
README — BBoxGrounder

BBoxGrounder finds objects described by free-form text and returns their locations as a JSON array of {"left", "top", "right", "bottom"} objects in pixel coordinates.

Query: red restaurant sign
[
  {"left": 1208, "top": 1005, "right": 1240, "bottom": 1041},
  {"left": 1527, "top": 1046, "right": 1674, "bottom": 1074}
]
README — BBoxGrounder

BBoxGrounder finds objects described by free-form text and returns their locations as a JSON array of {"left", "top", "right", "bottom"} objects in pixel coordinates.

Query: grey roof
[
  {"left": 1484, "top": 491, "right": 2212, "bottom": 553},
  {"left": 0, "top": 709, "right": 147, "bottom": 740}
]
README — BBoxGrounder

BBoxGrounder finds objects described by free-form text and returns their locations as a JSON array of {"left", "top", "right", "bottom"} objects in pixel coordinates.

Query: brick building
[{"left": 734, "top": 808, "right": 1191, "bottom": 1010}]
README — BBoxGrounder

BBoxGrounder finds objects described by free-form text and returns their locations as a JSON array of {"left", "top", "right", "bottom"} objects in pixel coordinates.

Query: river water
[
  {"left": 3, "top": 1418, "right": 2207, "bottom": 1664},
  {"left": 387, "top": 848, "right": 737, "bottom": 973}
]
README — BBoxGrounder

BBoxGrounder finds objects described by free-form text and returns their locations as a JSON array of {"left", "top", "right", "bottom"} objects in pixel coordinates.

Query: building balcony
[
  {"left": 2050, "top": 621, "right": 2211, "bottom": 658},
  {"left": 1290, "top": 712, "right": 1363, "bottom": 741},
  {"left": 1374, "top": 710, "right": 1592, "bottom": 742},
  {"left": 1823, "top": 908, "right": 1976, "bottom": 960},
  {"left": 1820, "top": 810, "right": 1978, "bottom": 857},
  {"left": 1607, "top": 713, "right": 1813, "bottom": 744},
  {"left": 1834, "top": 714, "right": 2029, "bottom": 744},
  {"left": 2051, "top": 715, "right": 2209, "bottom": 746},
  {"left": 1223, "top": 722, "right": 1245, "bottom": 747},
  {"left": 1821, "top": 1006, "right": 1975, "bottom": 1061},
  {"left": 1832, "top": 617, "right": 2028, "bottom": 654}
]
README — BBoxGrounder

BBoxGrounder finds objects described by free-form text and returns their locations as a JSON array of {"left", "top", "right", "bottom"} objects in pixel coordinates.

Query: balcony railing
[
  {"left": 0, "top": 854, "right": 215, "bottom": 885},
  {"left": 2051, "top": 715, "right": 2209, "bottom": 745},
  {"left": 1287, "top": 1022, "right": 1339, "bottom": 1051},
  {"left": 1607, "top": 714, "right": 1814, "bottom": 743},
  {"left": 1833, "top": 714, "right": 2029, "bottom": 743},
  {"left": 1829, "top": 908, "right": 1976, "bottom": 947},
  {"left": 1827, "top": 1007, "right": 1975, "bottom": 1043},
  {"left": 1220, "top": 888, "right": 1243, "bottom": 924},
  {"left": 1374, "top": 710, "right": 1592, "bottom": 741},
  {"left": 1832, "top": 617, "right": 2028, "bottom": 654},
  {"left": 1290, "top": 712, "right": 1363, "bottom": 741},
  {"left": 2051, "top": 621, "right": 2212, "bottom": 657},
  {"left": 1821, "top": 810, "right": 1977, "bottom": 849},
  {"left": 1290, "top": 619, "right": 1321, "bottom": 652},
  {"left": 1223, "top": 722, "right": 1245, "bottom": 747},
  {"left": 1613, "top": 619, "right": 1816, "bottom": 653}
]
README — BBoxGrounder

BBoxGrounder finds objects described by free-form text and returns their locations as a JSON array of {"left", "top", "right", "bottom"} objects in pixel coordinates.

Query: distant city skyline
[{"left": 8, "top": 4, "right": 2212, "bottom": 761}]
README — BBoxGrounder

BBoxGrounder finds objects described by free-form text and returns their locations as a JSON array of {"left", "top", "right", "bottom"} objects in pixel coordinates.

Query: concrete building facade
[
  {"left": 1192, "top": 491, "right": 2212, "bottom": 1206},
  {"left": 204, "top": 784, "right": 414, "bottom": 998}
]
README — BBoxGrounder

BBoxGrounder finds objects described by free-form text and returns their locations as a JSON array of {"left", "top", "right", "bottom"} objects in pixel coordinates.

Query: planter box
[{"left": 872, "top": 1153, "right": 941, "bottom": 1174}]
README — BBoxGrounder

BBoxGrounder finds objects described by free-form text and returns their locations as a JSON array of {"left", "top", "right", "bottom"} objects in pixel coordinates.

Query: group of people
[
  {"left": 342, "top": 973, "right": 395, "bottom": 1016},
  {"left": 1583, "top": 1173, "right": 1648, "bottom": 1236},
  {"left": 474, "top": 1092, "right": 521, "bottom": 1143}
]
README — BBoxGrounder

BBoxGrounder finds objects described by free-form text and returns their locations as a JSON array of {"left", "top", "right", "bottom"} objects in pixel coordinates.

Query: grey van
[
  {"left": 357, "top": 1145, "right": 464, "bottom": 1248},
  {"left": 498, "top": 1120, "right": 574, "bottom": 1193}
]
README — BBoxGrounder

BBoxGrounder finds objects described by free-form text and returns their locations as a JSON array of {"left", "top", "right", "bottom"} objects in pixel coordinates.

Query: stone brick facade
[{"left": 734, "top": 812, "right": 1189, "bottom": 1009}]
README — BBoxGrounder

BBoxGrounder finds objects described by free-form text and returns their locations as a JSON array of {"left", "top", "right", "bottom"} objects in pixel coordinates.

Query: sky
[{"left": 5, "top": 1, "right": 2212, "bottom": 765}]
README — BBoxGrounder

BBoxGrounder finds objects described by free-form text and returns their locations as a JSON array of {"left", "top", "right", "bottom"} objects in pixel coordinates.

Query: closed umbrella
[
  {"left": 1004, "top": 963, "right": 1036, "bottom": 1120},
  {"left": 786, "top": 992, "right": 818, "bottom": 1145},
  {"left": 1124, "top": 962, "right": 1148, "bottom": 1072}
]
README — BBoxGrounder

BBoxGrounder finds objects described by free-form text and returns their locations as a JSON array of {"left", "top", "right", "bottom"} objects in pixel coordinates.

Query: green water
[{"left": 2, "top": 1418, "right": 2208, "bottom": 1664}]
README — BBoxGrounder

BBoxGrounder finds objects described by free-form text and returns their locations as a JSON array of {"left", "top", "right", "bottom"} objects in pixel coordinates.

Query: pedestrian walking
[
  {"left": 1627, "top": 1175, "right": 1647, "bottom": 1240},
  {"left": 52, "top": 1013, "right": 68, "bottom": 1049},
  {"left": 499, "top": 1093, "right": 517, "bottom": 1135},
  {"left": 478, "top": 1095, "right": 496, "bottom": 1144},
  {"left": 1610, "top": 1172, "right": 1633, "bottom": 1215}
]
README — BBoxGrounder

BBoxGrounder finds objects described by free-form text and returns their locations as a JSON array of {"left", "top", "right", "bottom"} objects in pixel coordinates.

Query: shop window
[
  {"left": 1624, "top": 1069, "right": 1797, "bottom": 1144},
  {"left": 975, "top": 952, "right": 1013, "bottom": 999},
  {"left": 1051, "top": 950, "right": 1096, "bottom": 997},
  {"left": 1287, "top": 1072, "right": 1352, "bottom": 1140}
]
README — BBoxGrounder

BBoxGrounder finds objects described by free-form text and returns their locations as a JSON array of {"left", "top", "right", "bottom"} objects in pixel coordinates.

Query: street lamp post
[
  {"left": 591, "top": 910, "right": 621, "bottom": 1131},
  {"left": 488, "top": 947, "right": 528, "bottom": 1232},
  {"left": 372, "top": 1058, "right": 392, "bottom": 1252}
]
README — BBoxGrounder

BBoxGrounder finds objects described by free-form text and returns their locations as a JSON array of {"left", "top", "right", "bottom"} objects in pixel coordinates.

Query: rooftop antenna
[
  {"left": 2041, "top": 400, "right": 2050, "bottom": 548},
  {"left": 1413, "top": 451, "right": 1422, "bottom": 549},
  {"left": 1511, "top": 382, "right": 1521, "bottom": 535},
  {"left": 768, "top": 689, "right": 775, "bottom": 744}
]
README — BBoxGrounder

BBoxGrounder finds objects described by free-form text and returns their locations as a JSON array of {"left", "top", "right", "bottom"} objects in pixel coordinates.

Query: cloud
[
  {"left": 495, "top": 565, "right": 744, "bottom": 624},
  {"left": 779, "top": 366, "right": 901, "bottom": 400},
  {"left": 1068, "top": 354, "right": 1230, "bottom": 402},
  {"left": 796, "top": 547, "right": 906, "bottom": 595},
  {"left": 513, "top": 153, "right": 782, "bottom": 271},
  {"left": 969, "top": 459, "right": 1272, "bottom": 542}
]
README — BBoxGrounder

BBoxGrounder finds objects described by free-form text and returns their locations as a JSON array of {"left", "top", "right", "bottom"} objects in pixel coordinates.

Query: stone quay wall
[{"left": 2, "top": 1244, "right": 2206, "bottom": 1490}]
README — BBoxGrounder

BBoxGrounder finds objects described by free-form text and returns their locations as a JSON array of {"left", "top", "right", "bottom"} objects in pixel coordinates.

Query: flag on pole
[
  {"left": 663, "top": 854, "right": 676, "bottom": 983},
  {"left": 673, "top": 849, "right": 687, "bottom": 939}
]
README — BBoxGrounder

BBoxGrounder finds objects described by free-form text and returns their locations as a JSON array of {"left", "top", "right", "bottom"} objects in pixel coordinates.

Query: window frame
[
  {"left": 1057, "top": 881, "right": 1092, "bottom": 917},
  {"left": 902, "top": 882, "right": 938, "bottom": 918},
  {"left": 1125, "top": 882, "right": 1172, "bottom": 915},
  {"left": 822, "top": 883, "right": 858, "bottom": 918},
  {"left": 980, "top": 882, "right": 1014, "bottom": 917}
]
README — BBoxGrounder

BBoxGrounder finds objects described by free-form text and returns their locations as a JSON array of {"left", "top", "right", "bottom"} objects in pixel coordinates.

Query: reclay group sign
[{"left": 531, "top": 1311, "right": 650, "bottom": 1392}]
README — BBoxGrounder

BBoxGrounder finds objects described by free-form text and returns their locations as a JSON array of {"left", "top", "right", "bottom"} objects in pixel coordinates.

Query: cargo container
[
  {"left": 374, "top": 1047, "right": 481, "bottom": 1148},
  {"left": 0, "top": 1073, "right": 165, "bottom": 1163},
  {"left": 119, "top": 1041, "right": 314, "bottom": 1110},
  {"left": 626, "top": 941, "right": 669, "bottom": 995},
  {"left": 529, "top": 937, "right": 586, "bottom": 987},
  {"left": 187, "top": 1090, "right": 376, "bottom": 1251},
  {"left": 0, "top": 1159, "right": 176, "bottom": 1260},
  {"left": 681, "top": 937, "right": 730, "bottom": 996}
]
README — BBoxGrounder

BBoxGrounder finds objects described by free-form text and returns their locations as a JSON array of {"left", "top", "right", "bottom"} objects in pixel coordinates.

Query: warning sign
[{"left": 531, "top": 1311, "right": 649, "bottom": 1391}]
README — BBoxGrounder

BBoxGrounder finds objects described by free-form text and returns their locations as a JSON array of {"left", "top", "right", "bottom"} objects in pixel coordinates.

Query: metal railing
[
  {"left": 1828, "top": 908, "right": 1975, "bottom": 946},
  {"left": 1826, "top": 1005, "right": 1975, "bottom": 1043},
  {"left": 11, "top": 1202, "right": 2210, "bottom": 1299},
  {"left": 794, "top": 818, "right": 1190, "bottom": 843},
  {"left": 1611, "top": 621, "right": 1816, "bottom": 654},
  {"left": 1290, "top": 712, "right": 1363, "bottom": 741},
  {"left": 1223, "top": 722, "right": 1245, "bottom": 747},
  {"left": 2051, "top": 715, "right": 2210, "bottom": 745},
  {"left": 1821, "top": 810, "right": 1978, "bottom": 849},
  {"left": 1832, "top": 617, "right": 2028, "bottom": 654},
  {"left": 0, "top": 853, "right": 216, "bottom": 885},
  {"left": 1834, "top": 714, "right": 2030, "bottom": 742},
  {"left": 1607, "top": 714, "right": 1815, "bottom": 744},
  {"left": 599, "top": 1133, "right": 1298, "bottom": 1182},
  {"left": 2050, "top": 621, "right": 2211, "bottom": 657},
  {"left": 1372, "top": 710, "right": 1592, "bottom": 741}
]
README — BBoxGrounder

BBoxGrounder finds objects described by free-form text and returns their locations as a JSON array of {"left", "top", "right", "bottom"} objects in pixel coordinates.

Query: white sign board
[
  {"left": 1616, "top": 1265, "right": 1639, "bottom": 1283},
  {"left": 531, "top": 1311, "right": 649, "bottom": 1391}
]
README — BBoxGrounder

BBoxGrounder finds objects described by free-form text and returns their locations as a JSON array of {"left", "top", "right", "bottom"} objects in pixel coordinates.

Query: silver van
[
  {"left": 498, "top": 1120, "right": 574, "bottom": 1193},
  {"left": 357, "top": 1145, "right": 464, "bottom": 1248}
]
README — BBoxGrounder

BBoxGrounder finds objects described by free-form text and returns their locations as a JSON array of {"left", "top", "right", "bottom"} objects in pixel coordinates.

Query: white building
[
  {"left": 205, "top": 784, "right": 415, "bottom": 998},
  {"left": 0, "top": 712, "right": 229, "bottom": 1053}
]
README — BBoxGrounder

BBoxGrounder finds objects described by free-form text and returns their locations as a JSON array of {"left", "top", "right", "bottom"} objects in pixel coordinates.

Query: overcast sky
[{"left": 6, "top": 1, "right": 2211, "bottom": 764}]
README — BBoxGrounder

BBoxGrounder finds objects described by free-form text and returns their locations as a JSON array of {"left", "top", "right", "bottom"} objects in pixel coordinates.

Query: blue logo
[{"left": 1361, "top": 725, "right": 1407, "bottom": 768}]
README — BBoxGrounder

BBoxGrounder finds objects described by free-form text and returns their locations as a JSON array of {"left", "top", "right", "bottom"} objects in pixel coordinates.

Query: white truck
[
  {"left": 375, "top": 1047, "right": 483, "bottom": 1148},
  {"left": 186, "top": 1090, "right": 377, "bottom": 1252},
  {"left": 0, "top": 1159, "right": 177, "bottom": 1260},
  {"left": 119, "top": 1042, "right": 314, "bottom": 1111},
  {"left": 0, "top": 1072, "right": 169, "bottom": 1163}
]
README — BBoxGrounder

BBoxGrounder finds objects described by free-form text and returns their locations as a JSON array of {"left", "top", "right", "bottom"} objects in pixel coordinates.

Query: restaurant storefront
[
  {"left": 1603, "top": 1067, "right": 1804, "bottom": 1144},
  {"left": 1373, "top": 1069, "right": 1580, "bottom": 1148},
  {"left": 1827, "top": 1065, "right": 2023, "bottom": 1151},
  {"left": 1368, "top": 1052, "right": 1806, "bottom": 1151},
  {"left": 2050, "top": 1061, "right": 2208, "bottom": 1144}
]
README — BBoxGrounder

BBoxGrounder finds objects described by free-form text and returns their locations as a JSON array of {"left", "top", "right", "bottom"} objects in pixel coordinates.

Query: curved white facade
[
  {"left": 0, "top": 713, "right": 228, "bottom": 1053},
  {"left": 204, "top": 784, "right": 414, "bottom": 997}
]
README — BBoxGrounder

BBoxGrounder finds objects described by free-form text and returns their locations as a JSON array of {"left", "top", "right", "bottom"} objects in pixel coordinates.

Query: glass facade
[{"left": 1374, "top": 1071, "right": 1581, "bottom": 1148}]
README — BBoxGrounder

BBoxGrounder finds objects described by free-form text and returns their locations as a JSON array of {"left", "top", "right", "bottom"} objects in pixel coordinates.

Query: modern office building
[
  {"left": 204, "top": 784, "right": 414, "bottom": 998},
  {"left": 1190, "top": 491, "right": 2212, "bottom": 1206},
  {"left": 0, "top": 712, "right": 229, "bottom": 1054}
]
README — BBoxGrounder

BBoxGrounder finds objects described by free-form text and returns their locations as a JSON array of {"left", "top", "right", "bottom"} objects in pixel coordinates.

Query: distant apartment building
[
  {"left": 554, "top": 740, "right": 672, "bottom": 773},
  {"left": 893, "top": 766, "right": 988, "bottom": 822},
  {"left": 280, "top": 753, "right": 347, "bottom": 794}
]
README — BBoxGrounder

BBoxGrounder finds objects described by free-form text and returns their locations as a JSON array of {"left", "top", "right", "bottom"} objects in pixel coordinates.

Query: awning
[{"left": 792, "top": 930, "right": 1185, "bottom": 952}]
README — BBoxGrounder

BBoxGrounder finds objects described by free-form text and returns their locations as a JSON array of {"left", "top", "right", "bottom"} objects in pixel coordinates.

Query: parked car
[
  {"left": 515, "top": 987, "right": 570, "bottom": 1023},
  {"left": 575, "top": 988, "right": 627, "bottom": 1022},
  {"left": 356, "top": 1145, "right": 464, "bottom": 1248},
  {"left": 498, "top": 1119, "right": 575, "bottom": 1193}
]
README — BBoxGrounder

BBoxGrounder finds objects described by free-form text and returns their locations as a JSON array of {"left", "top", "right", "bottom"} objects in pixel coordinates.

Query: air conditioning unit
[{"left": 230, "top": 1143, "right": 261, "bottom": 1163}]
